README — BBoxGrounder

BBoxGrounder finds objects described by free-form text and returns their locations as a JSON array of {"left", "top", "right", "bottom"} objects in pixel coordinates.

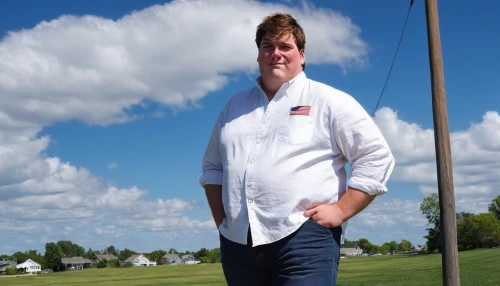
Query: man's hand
[
  {"left": 303, "top": 204, "right": 347, "bottom": 228},
  {"left": 204, "top": 184, "right": 226, "bottom": 229},
  {"left": 303, "top": 187, "right": 377, "bottom": 228}
]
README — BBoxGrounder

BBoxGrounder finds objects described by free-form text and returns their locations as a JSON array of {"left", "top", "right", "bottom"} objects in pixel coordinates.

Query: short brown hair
[{"left": 255, "top": 13, "right": 306, "bottom": 70}]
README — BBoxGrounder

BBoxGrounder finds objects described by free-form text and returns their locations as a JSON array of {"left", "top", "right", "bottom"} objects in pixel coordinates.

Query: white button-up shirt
[{"left": 200, "top": 72, "right": 394, "bottom": 246}]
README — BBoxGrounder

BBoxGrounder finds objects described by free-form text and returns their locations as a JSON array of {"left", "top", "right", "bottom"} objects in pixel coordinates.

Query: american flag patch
[{"left": 290, "top": 106, "right": 311, "bottom": 116}]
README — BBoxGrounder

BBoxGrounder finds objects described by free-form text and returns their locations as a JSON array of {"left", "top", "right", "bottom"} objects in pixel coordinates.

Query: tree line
[
  {"left": 341, "top": 238, "right": 416, "bottom": 255},
  {"left": 420, "top": 194, "right": 500, "bottom": 252},
  {"left": 1, "top": 241, "right": 221, "bottom": 272}
]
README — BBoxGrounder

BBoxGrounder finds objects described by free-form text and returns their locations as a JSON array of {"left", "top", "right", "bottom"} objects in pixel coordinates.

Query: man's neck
[{"left": 262, "top": 83, "right": 279, "bottom": 102}]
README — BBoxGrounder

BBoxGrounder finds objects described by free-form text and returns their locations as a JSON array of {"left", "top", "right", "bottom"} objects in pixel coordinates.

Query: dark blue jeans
[{"left": 220, "top": 219, "right": 342, "bottom": 285}]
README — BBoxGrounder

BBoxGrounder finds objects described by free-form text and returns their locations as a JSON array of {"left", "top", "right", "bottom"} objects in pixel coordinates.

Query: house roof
[
  {"left": 340, "top": 248, "right": 362, "bottom": 255},
  {"left": 16, "top": 259, "right": 41, "bottom": 268},
  {"left": 124, "top": 254, "right": 141, "bottom": 263},
  {"left": 162, "top": 254, "right": 180, "bottom": 259},
  {"left": 96, "top": 254, "right": 119, "bottom": 261},
  {"left": 61, "top": 257, "right": 93, "bottom": 264}
]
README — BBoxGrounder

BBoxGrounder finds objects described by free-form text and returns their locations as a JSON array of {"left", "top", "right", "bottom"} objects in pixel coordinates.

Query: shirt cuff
[
  {"left": 348, "top": 176, "right": 388, "bottom": 196},
  {"left": 199, "top": 170, "right": 223, "bottom": 187}
]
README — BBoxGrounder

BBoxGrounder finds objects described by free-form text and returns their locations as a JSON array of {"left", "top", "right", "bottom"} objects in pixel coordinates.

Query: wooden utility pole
[{"left": 424, "top": 0, "right": 460, "bottom": 285}]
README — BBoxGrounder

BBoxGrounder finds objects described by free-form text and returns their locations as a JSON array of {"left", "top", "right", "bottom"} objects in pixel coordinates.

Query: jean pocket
[
  {"left": 278, "top": 115, "right": 313, "bottom": 145},
  {"left": 307, "top": 218, "right": 330, "bottom": 231}
]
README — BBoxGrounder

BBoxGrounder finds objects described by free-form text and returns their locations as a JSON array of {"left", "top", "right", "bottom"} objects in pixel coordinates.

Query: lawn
[{"left": 3, "top": 248, "right": 499, "bottom": 285}]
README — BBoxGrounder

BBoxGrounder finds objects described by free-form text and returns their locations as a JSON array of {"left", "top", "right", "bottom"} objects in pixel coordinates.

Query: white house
[
  {"left": 16, "top": 259, "right": 41, "bottom": 274},
  {"left": 340, "top": 247, "right": 363, "bottom": 257},
  {"left": 124, "top": 254, "right": 156, "bottom": 266},
  {"left": 181, "top": 254, "right": 201, "bottom": 265},
  {"left": 162, "top": 253, "right": 181, "bottom": 265}
]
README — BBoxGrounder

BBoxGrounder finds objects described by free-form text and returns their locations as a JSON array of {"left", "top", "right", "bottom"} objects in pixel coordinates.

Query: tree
[
  {"left": 147, "top": 249, "right": 167, "bottom": 265},
  {"left": 45, "top": 242, "right": 64, "bottom": 271},
  {"left": 471, "top": 213, "right": 500, "bottom": 248},
  {"left": 56, "top": 241, "right": 85, "bottom": 257},
  {"left": 83, "top": 248, "right": 96, "bottom": 260},
  {"left": 340, "top": 240, "right": 358, "bottom": 248},
  {"left": 105, "top": 245, "right": 117, "bottom": 256},
  {"left": 194, "top": 248, "right": 210, "bottom": 260},
  {"left": 118, "top": 248, "right": 137, "bottom": 261},
  {"left": 364, "top": 243, "right": 379, "bottom": 254},
  {"left": 420, "top": 194, "right": 441, "bottom": 253},
  {"left": 208, "top": 248, "right": 221, "bottom": 263},
  {"left": 456, "top": 212, "right": 475, "bottom": 250},
  {"left": 97, "top": 258, "right": 107, "bottom": 268},
  {"left": 488, "top": 195, "right": 500, "bottom": 220},
  {"left": 357, "top": 238, "right": 370, "bottom": 250},
  {"left": 11, "top": 252, "right": 28, "bottom": 264},
  {"left": 384, "top": 240, "right": 398, "bottom": 254},
  {"left": 398, "top": 239, "right": 412, "bottom": 252},
  {"left": 168, "top": 248, "right": 178, "bottom": 254}
]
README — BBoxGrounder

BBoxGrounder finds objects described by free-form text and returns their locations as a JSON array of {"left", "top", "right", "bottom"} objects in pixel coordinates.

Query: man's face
[{"left": 257, "top": 32, "right": 305, "bottom": 87}]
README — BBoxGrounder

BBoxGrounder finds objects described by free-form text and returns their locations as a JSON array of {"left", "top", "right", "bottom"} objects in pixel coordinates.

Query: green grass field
[{"left": 3, "top": 248, "right": 498, "bottom": 285}]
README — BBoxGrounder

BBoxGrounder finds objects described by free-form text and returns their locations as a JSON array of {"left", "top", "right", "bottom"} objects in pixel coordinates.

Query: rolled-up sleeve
[
  {"left": 332, "top": 93, "right": 395, "bottom": 195},
  {"left": 199, "top": 119, "right": 223, "bottom": 187}
]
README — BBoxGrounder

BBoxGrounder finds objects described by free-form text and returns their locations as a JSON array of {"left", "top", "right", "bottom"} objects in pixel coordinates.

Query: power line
[{"left": 372, "top": 0, "right": 414, "bottom": 117}]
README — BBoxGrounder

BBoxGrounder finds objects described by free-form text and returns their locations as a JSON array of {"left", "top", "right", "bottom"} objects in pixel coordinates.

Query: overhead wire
[{"left": 372, "top": 0, "right": 415, "bottom": 117}]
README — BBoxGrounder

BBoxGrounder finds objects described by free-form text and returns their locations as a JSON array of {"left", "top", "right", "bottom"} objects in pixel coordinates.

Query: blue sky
[{"left": 0, "top": 0, "right": 499, "bottom": 255}]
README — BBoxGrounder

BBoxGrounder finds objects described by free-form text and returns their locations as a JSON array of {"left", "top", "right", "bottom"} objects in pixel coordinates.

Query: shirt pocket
[{"left": 278, "top": 115, "right": 313, "bottom": 145}]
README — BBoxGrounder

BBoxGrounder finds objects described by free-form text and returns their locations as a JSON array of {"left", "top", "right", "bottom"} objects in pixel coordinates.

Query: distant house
[
  {"left": 340, "top": 247, "right": 363, "bottom": 257},
  {"left": 124, "top": 254, "right": 156, "bottom": 266},
  {"left": 95, "top": 254, "right": 119, "bottom": 262},
  {"left": 16, "top": 259, "right": 41, "bottom": 274},
  {"left": 0, "top": 261, "right": 16, "bottom": 274},
  {"left": 162, "top": 253, "right": 181, "bottom": 265},
  {"left": 61, "top": 257, "right": 93, "bottom": 270},
  {"left": 181, "top": 254, "right": 201, "bottom": 265},
  {"left": 411, "top": 244, "right": 423, "bottom": 252}
]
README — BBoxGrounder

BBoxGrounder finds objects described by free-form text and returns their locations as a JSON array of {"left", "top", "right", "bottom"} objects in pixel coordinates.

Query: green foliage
[
  {"left": 420, "top": 194, "right": 441, "bottom": 252},
  {"left": 56, "top": 240, "right": 85, "bottom": 258},
  {"left": 83, "top": 248, "right": 96, "bottom": 260},
  {"left": 340, "top": 240, "right": 358, "bottom": 248},
  {"left": 45, "top": 242, "right": 64, "bottom": 272},
  {"left": 457, "top": 212, "right": 476, "bottom": 250},
  {"left": 10, "top": 249, "right": 45, "bottom": 268},
  {"left": 147, "top": 249, "right": 167, "bottom": 265},
  {"left": 97, "top": 258, "right": 107, "bottom": 268},
  {"left": 382, "top": 240, "right": 398, "bottom": 254},
  {"left": 105, "top": 245, "right": 118, "bottom": 256},
  {"left": 357, "top": 238, "right": 370, "bottom": 250},
  {"left": 194, "top": 248, "right": 209, "bottom": 260},
  {"left": 118, "top": 248, "right": 137, "bottom": 262},
  {"left": 471, "top": 213, "right": 500, "bottom": 248},
  {"left": 421, "top": 194, "right": 500, "bottom": 253},
  {"left": 398, "top": 239, "right": 412, "bottom": 252},
  {"left": 6, "top": 267, "right": 18, "bottom": 275},
  {"left": 420, "top": 193, "right": 440, "bottom": 226},
  {"left": 11, "top": 251, "right": 28, "bottom": 264},
  {"left": 196, "top": 248, "right": 221, "bottom": 263},
  {"left": 488, "top": 195, "right": 500, "bottom": 220}
]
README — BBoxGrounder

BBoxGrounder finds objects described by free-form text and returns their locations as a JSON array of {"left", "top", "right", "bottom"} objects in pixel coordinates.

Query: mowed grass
[{"left": 4, "top": 248, "right": 499, "bottom": 286}]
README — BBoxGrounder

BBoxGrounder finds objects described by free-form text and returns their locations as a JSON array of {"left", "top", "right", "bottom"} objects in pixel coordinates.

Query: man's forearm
[
  {"left": 204, "top": 184, "right": 225, "bottom": 228},
  {"left": 336, "top": 187, "right": 376, "bottom": 222}
]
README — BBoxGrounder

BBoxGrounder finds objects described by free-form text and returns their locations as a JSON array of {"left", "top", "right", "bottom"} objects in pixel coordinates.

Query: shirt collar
[{"left": 255, "top": 72, "right": 307, "bottom": 100}]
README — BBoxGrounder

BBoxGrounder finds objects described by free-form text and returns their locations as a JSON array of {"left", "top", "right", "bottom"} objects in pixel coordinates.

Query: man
[{"left": 200, "top": 13, "right": 394, "bottom": 285}]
